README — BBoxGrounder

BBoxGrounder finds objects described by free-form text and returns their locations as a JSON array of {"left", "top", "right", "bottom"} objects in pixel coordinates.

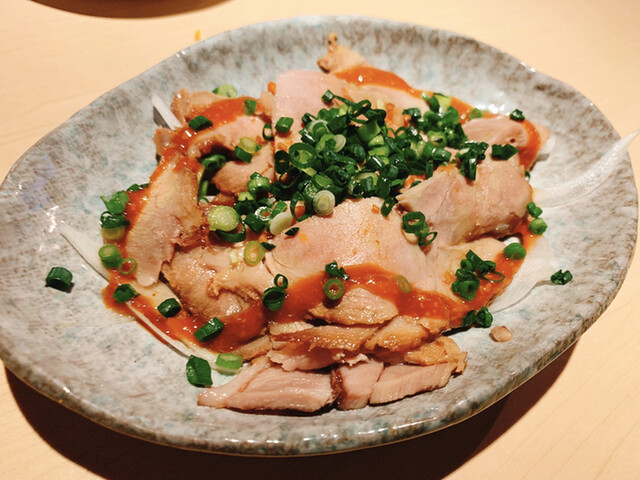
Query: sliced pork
[
  {"left": 369, "top": 363, "right": 456, "bottom": 404},
  {"left": 331, "top": 359, "right": 384, "bottom": 410},
  {"left": 397, "top": 161, "right": 531, "bottom": 245},
  {"left": 126, "top": 160, "right": 204, "bottom": 287}
]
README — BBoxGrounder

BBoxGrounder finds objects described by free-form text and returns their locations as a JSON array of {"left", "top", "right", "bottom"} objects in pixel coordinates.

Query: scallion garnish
[
  {"left": 261, "top": 242, "right": 276, "bottom": 251},
  {"left": 462, "top": 307, "right": 493, "bottom": 328},
  {"left": 212, "top": 84, "right": 237, "bottom": 98},
  {"left": 234, "top": 145, "right": 253, "bottom": 163},
  {"left": 510, "top": 109, "right": 525, "bottom": 121},
  {"left": 243, "top": 98, "right": 257, "bottom": 115},
  {"left": 157, "top": 298, "right": 181, "bottom": 318},
  {"left": 101, "top": 190, "right": 129, "bottom": 215},
  {"left": 528, "top": 218, "right": 547, "bottom": 235},
  {"left": 503, "top": 243, "right": 527, "bottom": 260},
  {"left": 45, "top": 266, "right": 73, "bottom": 292},
  {"left": 262, "top": 275, "right": 289, "bottom": 311},
  {"left": 201, "top": 153, "right": 226, "bottom": 171},
  {"left": 313, "top": 190, "right": 335, "bottom": 216},
  {"left": 207, "top": 206, "right": 240, "bottom": 232},
  {"left": 401, "top": 212, "right": 437, "bottom": 246},
  {"left": 285, "top": 227, "right": 299, "bottom": 236},
  {"left": 117, "top": 258, "right": 137, "bottom": 275},
  {"left": 324, "top": 278, "right": 345, "bottom": 300},
  {"left": 215, "top": 353, "right": 243, "bottom": 372},
  {"left": 243, "top": 241, "right": 265, "bottom": 266},
  {"left": 275, "top": 117, "right": 294, "bottom": 133},
  {"left": 551, "top": 269, "right": 573, "bottom": 285},
  {"left": 491, "top": 144, "right": 518, "bottom": 160},
  {"left": 395, "top": 275, "right": 412, "bottom": 294},
  {"left": 321, "top": 90, "right": 335, "bottom": 104},
  {"left": 127, "top": 183, "right": 148, "bottom": 192},
  {"left": 452, "top": 250, "right": 504, "bottom": 301},
  {"left": 113, "top": 284, "right": 138, "bottom": 303},
  {"left": 194, "top": 317, "right": 224, "bottom": 342},
  {"left": 98, "top": 244, "right": 123, "bottom": 269},
  {"left": 188, "top": 115, "right": 213, "bottom": 131},
  {"left": 325, "top": 261, "right": 349, "bottom": 281},
  {"left": 262, "top": 124, "right": 274, "bottom": 141},
  {"left": 185, "top": 355, "right": 212, "bottom": 387},
  {"left": 527, "top": 201, "right": 543, "bottom": 218},
  {"left": 468, "top": 108, "right": 483, "bottom": 119},
  {"left": 238, "top": 137, "right": 260, "bottom": 154},
  {"left": 268, "top": 211, "right": 293, "bottom": 235}
]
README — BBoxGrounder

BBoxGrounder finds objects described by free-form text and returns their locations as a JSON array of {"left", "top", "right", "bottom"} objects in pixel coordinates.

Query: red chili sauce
[{"left": 102, "top": 70, "right": 541, "bottom": 355}]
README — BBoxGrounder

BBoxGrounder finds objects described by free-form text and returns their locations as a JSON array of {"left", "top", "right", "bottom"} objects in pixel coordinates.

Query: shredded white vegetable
[
  {"left": 59, "top": 224, "right": 218, "bottom": 363},
  {"left": 534, "top": 130, "right": 639, "bottom": 208},
  {"left": 490, "top": 236, "right": 556, "bottom": 312},
  {"left": 151, "top": 93, "right": 181, "bottom": 130}
]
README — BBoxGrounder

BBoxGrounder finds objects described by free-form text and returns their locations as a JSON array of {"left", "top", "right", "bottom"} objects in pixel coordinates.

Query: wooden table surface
[{"left": 2, "top": 1, "right": 639, "bottom": 478}]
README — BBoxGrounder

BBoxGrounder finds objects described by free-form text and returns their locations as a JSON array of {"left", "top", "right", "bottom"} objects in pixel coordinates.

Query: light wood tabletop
[{"left": 2, "top": 1, "right": 639, "bottom": 478}]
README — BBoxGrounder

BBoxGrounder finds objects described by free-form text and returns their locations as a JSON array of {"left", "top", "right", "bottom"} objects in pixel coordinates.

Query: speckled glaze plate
[{"left": 0, "top": 17, "right": 636, "bottom": 455}]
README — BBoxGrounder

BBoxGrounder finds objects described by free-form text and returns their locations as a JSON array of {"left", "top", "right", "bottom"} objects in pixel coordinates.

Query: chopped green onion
[
  {"left": 262, "top": 286, "right": 286, "bottom": 311},
  {"left": 207, "top": 206, "right": 240, "bottom": 232},
  {"left": 476, "top": 307, "right": 493, "bottom": 327},
  {"left": 469, "top": 108, "right": 483, "bottom": 119},
  {"left": 261, "top": 242, "right": 276, "bottom": 251},
  {"left": 212, "top": 84, "right": 237, "bottom": 98},
  {"left": 269, "top": 211, "right": 293, "bottom": 235},
  {"left": 527, "top": 201, "right": 543, "bottom": 218},
  {"left": 357, "top": 120, "right": 381, "bottom": 143},
  {"left": 101, "top": 190, "right": 129, "bottom": 215},
  {"left": 98, "top": 244, "right": 122, "bottom": 269},
  {"left": 243, "top": 241, "right": 265, "bottom": 266},
  {"left": 551, "top": 269, "right": 573, "bottom": 285},
  {"left": 186, "top": 355, "right": 212, "bottom": 387},
  {"left": 117, "top": 258, "right": 137, "bottom": 275},
  {"left": 215, "top": 353, "right": 243, "bottom": 371},
  {"left": 113, "top": 284, "right": 138, "bottom": 303},
  {"left": 45, "top": 267, "right": 73, "bottom": 292},
  {"left": 510, "top": 109, "right": 525, "bottom": 121},
  {"left": 127, "top": 183, "right": 148, "bottom": 192},
  {"left": 274, "top": 274, "right": 288, "bottom": 289},
  {"left": 528, "top": 218, "right": 547, "bottom": 235},
  {"left": 101, "top": 225, "right": 126, "bottom": 241},
  {"left": 100, "top": 211, "right": 128, "bottom": 229},
  {"left": 157, "top": 298, "right": 181, "bottom": 318},
  {"left": 243, "top": 98, "right": 257, "bottom": 115},
  {"left": 325, "top": 261, "right": 349, "bottom": 281},
  {"left": 194, "top": 317, "right": 224, "bottom": 342},
  {"left": 503, "top": 243, "right": 527, "bottom": 260},
  {"left": 491, "top": 144, "right": 519, "bottom": 160},
  {"left": 198, "top": 179, "right": 210, "bottom": 198},
  {"left": 216, "top": 223, "right": 247, "bottom": 243},
  {"left": 324, "top": 278, "right": 345, "bottom": 300},
  {"left": 262, "top": 124, "right": 274, "bottom": 141},
  {"left": 395, "top": 275, "right": 412, "bottom": 293},
  {"left": 322, "top": 90, "right": 335, "bottom": 103},
  {"left": 234, "top": 145, "right": 253, "bottom": 163},
  {"left": 201, "top": 153, "right": 226, "bottom": 170},
  {"left": 247, "top": 173, "right": 270, "bottom": 197},
  {"left": 275, "top": 117, "right": 294, "bottom": 133},
  {"left": 285, "top": 227, "right": 299, "bottom": 236},
  {"left": 188, "top": 115, "right": 213, "bottom": 131},
  {"left": 238, "top": 137, "right": 260, "bottom": 154},
  {"left": 313, "top": 190, "right": 335, "bottom": 216}
]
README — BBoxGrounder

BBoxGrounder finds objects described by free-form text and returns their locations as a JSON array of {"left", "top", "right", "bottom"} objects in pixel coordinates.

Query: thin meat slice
[
  {"left": 272, "top": 70, "right": 353, "bottom": 151},
  {"left": 331, "top": 359, "right": 384, "bottom": 410},
  {"left": 198, "top": 356, "right": 270, "bottom": 408},
  {"left": 127, "top": 160, "right": 204, "bottom": 287},
  {"left": 464, "top": 115, "right": 550, "bottom": 155},
  {"left": 272, "top": 325, "right": 378, "bottom": 352},
  {"left": 364, "top": 316, "right": 431, "bottom": 352},
  {"left": 398, "top": 161, "right": 531, "bottom": 245},
  {"left": 267, "top": 344, "right": 336, "bottom": 371},
  {"left": 264, "top": 198, "right": 435, "bottom": 290},
  {"left": 317, "top": 32, "right": 369, "bottom": 74},
  {"left": 403, "top": 337, "right": 467, "bottom": 373},
  {"left": 171, "top": 89, "right": 226, "bottom": 125},
  {"left": 211, "top": 143, "right": 274, "bottom": 196},
  {"left": 369, "top": 363, "right": 456, "bottom": 404},
  {"left": 308, "top": 287, "right": 398, "bottom": 325},
  {"left": 221, "top": 366, "right": 336, "bottom": 412},
  {"left": 161, "top": 246, "right": 247, "bottom": 319}
]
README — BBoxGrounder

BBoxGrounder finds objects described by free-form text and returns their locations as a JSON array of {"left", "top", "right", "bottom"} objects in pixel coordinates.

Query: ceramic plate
[{"left": 0, "top": 16, "right": 636, "bottom": 455}]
